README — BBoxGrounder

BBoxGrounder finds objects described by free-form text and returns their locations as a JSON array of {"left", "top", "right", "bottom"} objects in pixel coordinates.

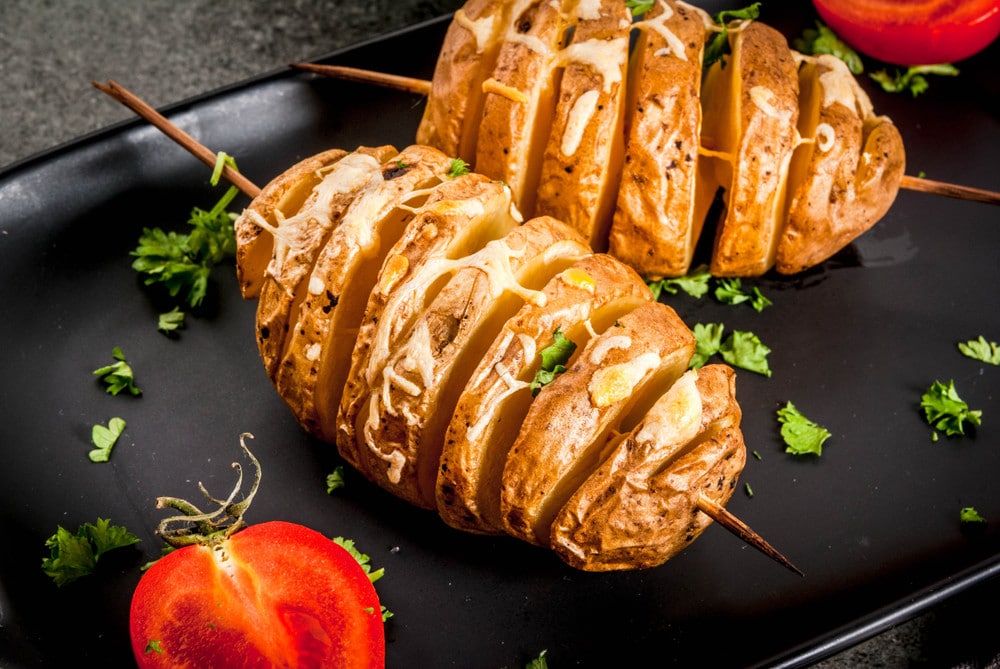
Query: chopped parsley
[
  {"left": 41, "top": 518, "right": 140, "bottom": 586},
  {"left": 777, "top": 402, "right": 831, "bottom": 456},
  {"left": 131, "top": 155, "right": 240, "bottom": 311},
  {"left": 960, "top": 507, "right": 986, "bottom": 525},
  {"left": 921, "top": 379, "right": 981, "bottom": 438},
  {"left": 446, "top": 158, "right": 470, "bottom": 179},
  {"left": 704, "top": 3, "right": 761, "bottom": 70},
  {"left": 93, "top": 346, "right": 142, "bottom": 396},
  {"left": 625, "top": 0, "right": 654, "bottom": 18},
  {"left": 793, "top": 21, "right": 863, "bottom": 74},
  {"left": 648, "top": 265, "right": 770, "bottom": 310},
  {"left": 525, "top": 650, "right": 549, "bottom": 669},
  {"left": 648, "top": 265, "right": 712, "bottom": 300},
  {"left": 530, "top": 328, "right": 577, "bottom": 395},
  {"left": 333, "top": 537, "right": 392, "bottom": 621},
  {"left": 690, "top": 323, "right": 772, "bottom": 377},
  {"left": 90, "top": 417, "right": 126, "bottom": 463},
  {"left": 713, "top": 277, "right": 772, "bottom": 312},
  {"left": 144, "top": 640, "right": 164, "bottom": 655},
  {"left": 326, "top": 466, "right": 346, "bottom": 494},
  {"left": 158, "top": 307, "right": 186, "bottom": 335},
  {"left": 958, "top": 336, "right": 1000, "bottom": 365},
  {"left": 744, "top": 483, "right": 754, "bottom": 497},
  {"left": 870, "top": 64, "right": 959, "bottom": 97}
]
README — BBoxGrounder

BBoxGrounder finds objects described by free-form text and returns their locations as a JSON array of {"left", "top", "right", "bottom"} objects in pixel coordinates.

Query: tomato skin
[
  {"left": 812, "top": 0, "right": 1000, "bottom": 65},
  {"left": 130, "top": 521, "right": 385, "bottom": 669}
]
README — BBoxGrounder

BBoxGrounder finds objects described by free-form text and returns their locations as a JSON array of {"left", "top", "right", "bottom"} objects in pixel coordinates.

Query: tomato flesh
[
  {"left": 130, "top": 521, "right": 385, "bottom": 668},
  {"left": 812, "top": 0, "right": 1000, "bottom": 65}
]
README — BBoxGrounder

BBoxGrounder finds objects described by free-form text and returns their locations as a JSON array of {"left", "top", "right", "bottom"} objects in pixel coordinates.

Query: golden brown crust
[
  {"left": 416, "top": 0, "right": 513, "bottom": 162},
  {"left": 437, "top": 252, "right": 653, "bottom": 534},
  {"left": 234, "top": 147, "right": 351, "bottom": 299},
  {"left": 358, "top": 216, "right": 590, "bottom": 509},
  {"left": 550, "top": 364, "right": 745, "bottom": 571},
  {"left": 273, "top": 145, "right": 455, "bottom": 442},
  {"left": 702, "top": 21, "right": 801, "bottom": 276},
  {"left": 474, "top": 0, "right": 572, "bottom": 216},
  {"left": 254, "top": 146, "right": 398, "bottom": 379},
  {"left": 776, "top": 55, "right": 905, "bottom": 274},
  {"left": 535, "top": 0, "right": 631, "bottom": 250},
  {"left": 336, "top": 173, "right": 521, "bottom": 474},
  {"left": 499, "top": 300, "right": 696, "bottom": 547},
  {"left": 608, "top": 0, "right": 712, "bottom": 278}
]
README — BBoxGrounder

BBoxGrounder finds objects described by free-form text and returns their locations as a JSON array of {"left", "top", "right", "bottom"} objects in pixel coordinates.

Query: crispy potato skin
[
  {"left": 608, "top": 0, "right": 711, "bottom": 278},
  {"left": 437, "top": 253, "right": 652, "bottom": 534},
  {"left": 500, "top": 300, "right": 696, "bottom": 547},
  {"left": 776, "top": 55, "right": 905, "bottom": 274},
  {"left": 551, "top": 365, "right": 745, "bottom": 571},
  {"left": 235, "top": 147, "right": 350, "bottom": 300}
]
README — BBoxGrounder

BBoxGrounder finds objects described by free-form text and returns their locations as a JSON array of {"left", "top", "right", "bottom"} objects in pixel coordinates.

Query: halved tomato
[
  {"left": 812, "top": 0, "right": 1000, "bottom": 65},
  {"left": 129, "top": 520, "right": 385, "bottom": 668}
]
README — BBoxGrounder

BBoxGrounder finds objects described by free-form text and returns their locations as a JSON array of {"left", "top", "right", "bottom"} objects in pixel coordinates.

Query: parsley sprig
[
  {"left": 958, "top": 336, "right": 1000, "bottom": 365},
  {"left": 648, "top": 265, "right": 771, "bottom": 312},
  {"left": 90, "top": 417, "right": 126, "bottom": 463},
  {"left": 530, "top": 328, "right": 578, "bottom": 395},
  {"left": 777, "top": 402, "right": 832, "bottom": 456},
  {"left": 131, "top": 153, "right": 240, "bottom": 312},
  {"left": 690, "top": 322, "right": 772, "bottom": 377},
  {"left": 870, "top": 64, "right": 959, "bottom": 97},
  {"left": 921, "top": 379, "right": 981, "bottom": 438},
  {"left": 333, "top": 537, "right": 392, "bottom": 621},
  {"left": 41, "top": 518, "right": 140, "bottom": 586},
  {"left": 793, "top": 21, "right": 863, "bottom": 74},
  {"left": 704, "top": 3, "right": 761, "bottom": 69},
  {"left": 93, "top": 346, "right": 142, "bottom": 396}
]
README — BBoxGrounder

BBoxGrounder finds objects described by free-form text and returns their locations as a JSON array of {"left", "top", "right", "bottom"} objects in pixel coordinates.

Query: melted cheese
[
  {"left": 453, "top": 8, "right": 496, "bottom": 54},
  {"left": 561, "top": 90, "right": 600, "bottom": 157},
  {"left": 559, "top": 37, "right": 628, "bottom": 93},
  {"left": 482, "top": 77, "right": 530, "bottom": 103},
  {"left": 815, "top": 122, "right": 835, "bottom": 153},
  {"left": 635, "top": 369, "right": 701, "bottom": 445},
  {"left": 588, "top": 334, "right": 633, "bottom": 365},
  {"left": 638, "top": 1, "right": 689, "bottom": 63},
  {"left": 575, "top": 0, "right": 601, "bottom": 20},
  {"left": 750, "top": 86, "right": 793, "bottom": 123},
  {"left": 588, "top": 351, "right": 661, "bottom": 408}
]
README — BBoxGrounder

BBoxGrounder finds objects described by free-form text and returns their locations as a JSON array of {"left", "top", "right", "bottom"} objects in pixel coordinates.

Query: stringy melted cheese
[
  {"left": 588, "top": 351, "right": 661, "bottom": 408},
  {"left": 453, "top": 8, "right": 496, "bottom": 54},
  {"left": 561, "top": 90, "right": 600, "bottom": 157},
  {"left": 588, "top": 334, "right": 633, "bottom": 365},
  {"left": 638, "top": 1, "right": 689, "bottom": 62},
  {"left": 558, "top": 38, "right": 628, "bottom": 93}
]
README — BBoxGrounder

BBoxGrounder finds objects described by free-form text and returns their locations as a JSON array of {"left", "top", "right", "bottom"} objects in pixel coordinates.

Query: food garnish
[
  {"left": 921, "top": 380, "right": 982, "bottom": 438},
  {"left": 870, "top": 64, "right": 960, "bottom": 97},
  {"left": 446, "top": 157, "right": 470, "bottom": 178},
  {"left": 93, "top": 346, "right": 141, "bottom": 396},
  {"left": 41, "top": 518, "right": 140, "bottom": 586},
  {"left": 529, "top": 328, "right": 578, "bottom": 396},
  {"left": 958, "top": 336, "right": 1000, "bottom": 365},
  {"left": 625, "top": 0, "right": 653, "bottom": 18},
  {"left": 793, "top": 21, "right": 863, "bottom": 74},
  {"left": 704, "top": 3, "right": 762, "bottom": 69},
  {"left": 960, "top": 507, "right": 987, "bottom": 525},
  {"left": 692, "top": 323, "right": 772, "bottom": 377},
  {"left": 156, "top": 306, "right": 185, "bottom": 334},
  {"left": 525, "top": 650, "right": 549, "bottom": 669},
  {"left": 714, "top": 278, "right": 772, "bottom": 312},
  {"left": 90, "top": 417, "right": 126, "bottom": 463},
  {"left": 777, "top": 402, "right": 831, "bottom": 456},
  {"left": 327, "top": 465, "right": 346, "bottom": 493}
]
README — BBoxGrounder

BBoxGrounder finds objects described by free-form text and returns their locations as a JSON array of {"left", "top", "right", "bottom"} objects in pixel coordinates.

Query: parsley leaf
[
  {"left": 714, "top": 277, "right": 772, "bottom": 312},
  {"left": 648, "top": 265, "right": 712, "bottom": 300},
  {"left": 326, "top": 466, "right": 346, "bottom": 494},
  {"left": 93, "top": 346, "right": 142, "bottom": 396},
  {"left": 332, "top": 537, "right": 392, "bottom": 621},
  {"left": 41, "top": 518, "right": 140, "bottom": 586},
  {"left": 777, "top": 402, "right": 831, "bottom": 455},
  {"left": 526, "top": 650, "right": 549, "bottom": 669},
  {"left": 157, "top": 307, "right": 186, "bottom": 335},
  {"left": 793, "top": 21, "right": 863, "bottom": 74},
  {"left": 625, "top": 0, "right": 654, "bottom": 17},
  {"left": 704, "top": 3, "right": 761, "bottom": 69},
  {"left": 690, "top": 322, "right": 725, "bottom": 369},
  {"left": 719, "top": 330, "right": 772, "bottom": 377},
  {"left": 144, "top": 640, "right": 164, "bottom": 655},
  {"left": 921, "top": 379, "right": 981, "bottom": 437},
  {"left": 958, "top": 336, "right": 1000, "bottom": 365},
  {"left": 530, "top": 328, "right": 577, "bottom": 395},
  {"left": 90, "top": 417, "right": 126, "bottom": 462},
  {"left": 870, "top": 63, "right": 959, "bottom": 97},
  {"left": 960, "top": 506, "right": 986, "bottom": 525},
  {"left": 131, "top": 162, "right": 240, "bottom": 310},
  {"left": 446, "top": 158, "right": 470, "bottom": 178}
]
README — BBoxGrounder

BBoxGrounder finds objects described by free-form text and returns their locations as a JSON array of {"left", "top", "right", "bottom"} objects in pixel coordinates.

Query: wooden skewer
[
  {"left": 291, "top": 62, "right": 1000, "bottom": 207},
  {"left": 91, "top": 80, "right": 261, "bottom": 199},
  {"left": 91, "top": 80, "right": 804, "bottom": 576},
  {"left": 696, "top": 494, "right": 802, "bottom": 576}
]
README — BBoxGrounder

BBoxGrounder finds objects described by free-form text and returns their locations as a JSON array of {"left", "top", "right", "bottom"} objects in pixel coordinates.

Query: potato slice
[
  {"left": 534, "top": 0, "right": 631, "bottom": 250},
  {"left": 416, "top": 0, "right": 514, "bottom": 163},
  {"left": 359, "top": 217, "right": 590, "bottom": 508},
  {"left": 500, "top": 300, "right": 696, "bottom": 547},
  {"left": 550, "top": 364, "right": 745, "bottom": 571},
  {"left": 337, "top": 173, "right": 522, "bottom": 473},
  {"left": 776, "top": 54, "right": 905, "bottom": 274},
  {"left": 252, "top": 146, "right": 398, "bottom": 378},
  {"left": 608, "top": 0, "right": 714, "bottom": 278},
  {"left": 475, "top": 0, "right": 573, "bottom": 216},
  {"left": 437, "top": 253, "right": 652, "bottom": 534},
  {"left": 234, "top": 147, "right": 350, "bottom": 299},
  {"left": 701, "top": 21, "right": 799, "bottom": 276},
  {"left": 273, "top": 145, "right": 456, "bottom": 441}
]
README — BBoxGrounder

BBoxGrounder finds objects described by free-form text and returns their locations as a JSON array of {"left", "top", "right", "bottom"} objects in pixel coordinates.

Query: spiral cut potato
[
  {"left": 416, "top": 0, "right": 905, "bottom": 278},
  {"left": 234, "top": 143, "right": 748, "bottom": 570}
]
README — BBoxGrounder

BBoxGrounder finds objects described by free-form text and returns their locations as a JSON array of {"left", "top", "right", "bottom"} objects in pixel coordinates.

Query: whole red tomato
[
  {"left": 129, "top": 520, "right": 385, "bottom": 668},
  {"left": 812, "top": 0, "right": 1000, "bottom": 65}
]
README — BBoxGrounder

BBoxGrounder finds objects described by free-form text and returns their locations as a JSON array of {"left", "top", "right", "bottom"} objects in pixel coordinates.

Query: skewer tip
[{"left": 697, "top": 493, "right": 804, "bottom": 576}]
